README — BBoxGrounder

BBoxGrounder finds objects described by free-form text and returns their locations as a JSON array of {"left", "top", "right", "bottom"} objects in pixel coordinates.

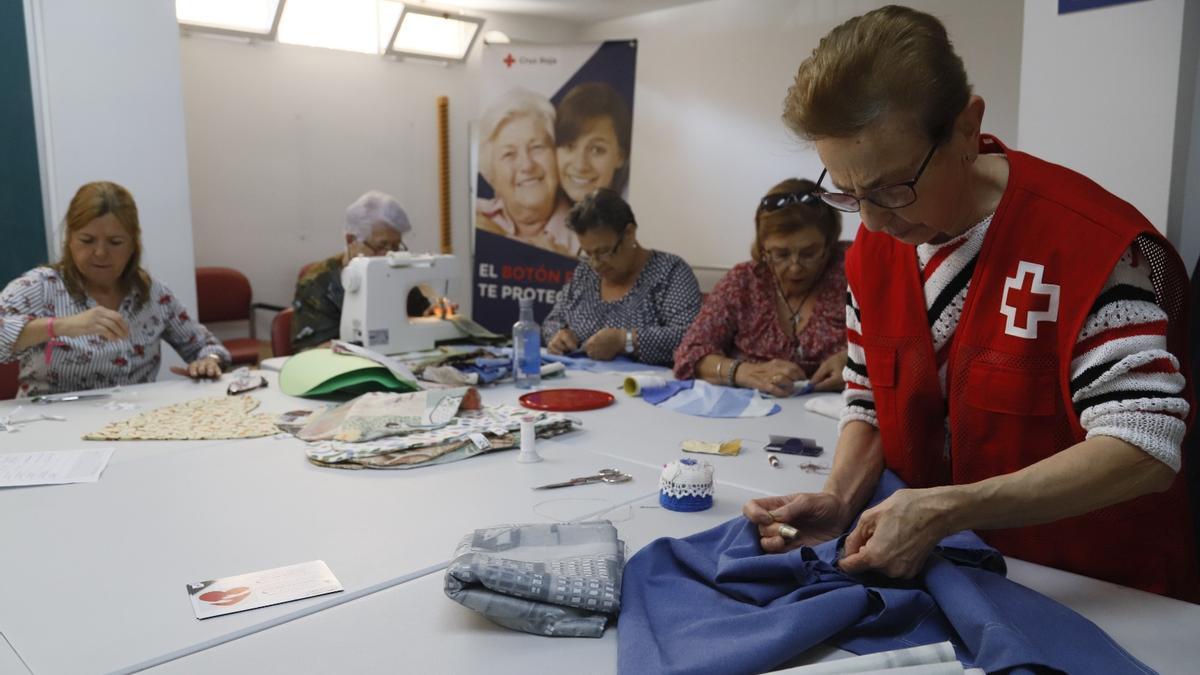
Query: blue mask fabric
[{"left": 617, "top": 470, "right": 1154, "bottom": 675}]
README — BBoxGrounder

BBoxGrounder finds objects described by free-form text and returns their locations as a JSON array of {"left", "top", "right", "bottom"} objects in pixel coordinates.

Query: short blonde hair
[
  {"left": 55, "top": 181, "right": 150, "bottom": 309},
  {"left": 478, "top": 87, "right": 555, "bottom": 186},
  {"left": 783, "top": 5, "right": 971, "bottom": 142}
]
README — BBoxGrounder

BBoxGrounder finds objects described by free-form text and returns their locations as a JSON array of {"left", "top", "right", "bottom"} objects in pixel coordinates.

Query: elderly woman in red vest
[{"left": 744, "top": 6, "right": 1197, "bottom": 601}]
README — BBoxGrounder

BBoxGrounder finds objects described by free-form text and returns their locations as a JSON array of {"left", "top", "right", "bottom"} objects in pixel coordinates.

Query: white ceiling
[{"left": 419, "top": 0, "right": 710, "bottom": 24}]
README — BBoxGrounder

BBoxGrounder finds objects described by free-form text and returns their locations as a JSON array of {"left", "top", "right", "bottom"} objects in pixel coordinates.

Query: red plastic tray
[{"left": 518, "top": 388, "right": 615, "bottom": 412}]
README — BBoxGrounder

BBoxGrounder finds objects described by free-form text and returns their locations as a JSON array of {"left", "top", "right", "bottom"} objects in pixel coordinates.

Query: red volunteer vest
[{"left": 844, "top": 136, "right": 1199, "bottom": 602}]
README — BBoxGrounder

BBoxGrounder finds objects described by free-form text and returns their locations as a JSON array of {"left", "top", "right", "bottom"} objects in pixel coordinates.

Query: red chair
[
  {"left": 271, "top": 307, "right": 294, "bottom": 358},
  {"left": 195, "top": 267, "right": 283, "bottom": 366},
  {"left": 0, "top": 361, "right": 18, "bottom": 400}
]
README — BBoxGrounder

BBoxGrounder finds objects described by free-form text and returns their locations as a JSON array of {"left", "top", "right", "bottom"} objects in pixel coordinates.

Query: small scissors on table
[{"left": 533, "top": 469, "right": 633, "bottom": 490}]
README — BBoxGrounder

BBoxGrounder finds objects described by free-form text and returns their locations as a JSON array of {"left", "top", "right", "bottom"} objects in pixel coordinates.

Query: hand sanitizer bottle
[{"left": 513, "top": 297, "right": 541, "bottom": 389}]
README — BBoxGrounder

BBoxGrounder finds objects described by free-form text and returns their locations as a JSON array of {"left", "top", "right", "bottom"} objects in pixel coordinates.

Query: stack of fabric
[
  {"left": 444, "top": 521, "right": 625, "bottom": 637},
  {"left": 277, "top": 389, "right": 576, "bottom": 469}
]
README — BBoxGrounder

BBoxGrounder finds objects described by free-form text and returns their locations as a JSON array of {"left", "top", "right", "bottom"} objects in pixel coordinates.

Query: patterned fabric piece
[
  {"left": 302, "top": 405, "right": 573, "bottom": 463},
  {"left": 83, "top": 396, "right": 276, "bottom": 440},
  {"left": 293, "top": 389, "right": 476, "bottom": 442},
  {"left": 444, "top": 521, "right": 624, "bottom": 637},
  {"left": 673, "top": 244, "right": 848, "bottom": 380},
  {"left": 541, "top": 251, "right": 702, "bottom": 367},
  {"left": 307, "top": 420, "right": 575, "bottom": 470},
  {"left": 841, "top": 217, "right": 1188, "bottom": 470},
  {"left": 0, "top": 267, "right": 230, "bottom": 398},
  {"left": 290, "top": 253, "right": 431, "bottom": 352}
]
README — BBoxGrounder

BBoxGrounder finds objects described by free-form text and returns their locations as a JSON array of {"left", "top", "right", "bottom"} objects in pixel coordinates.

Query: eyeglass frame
[
  {"left": 758, "top": 241, "right": 829, "bottom": 269},
  {"left": 360, "top": 238, "right": 408, "bottom": 255},
  {"left": 577, "top": 227, "right": 627, "bottom": 265},
  {"left": 812, "top": 141, "right": 939, "bottom": 213}
]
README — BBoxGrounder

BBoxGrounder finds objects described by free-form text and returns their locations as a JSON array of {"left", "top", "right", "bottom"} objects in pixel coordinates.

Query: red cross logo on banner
[
  {"left": 503, "top": 53, "right": 515, "bottom": 68},
  {"left": 1000, "top": 261, "right": 1060, "bottom": 339}
]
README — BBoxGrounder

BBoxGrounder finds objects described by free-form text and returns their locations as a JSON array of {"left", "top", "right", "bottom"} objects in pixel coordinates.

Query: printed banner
[{"left": 473, "top": 40, "right": 637, "bottom": 333}]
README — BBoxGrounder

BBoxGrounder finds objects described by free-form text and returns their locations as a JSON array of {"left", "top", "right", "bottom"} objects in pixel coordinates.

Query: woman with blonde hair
[
  {"left": 744, "top": 5, "right": 1197, "bottom": 601},
  {"left": 0, "top": 181, "right": 229, "bottom": 396}
]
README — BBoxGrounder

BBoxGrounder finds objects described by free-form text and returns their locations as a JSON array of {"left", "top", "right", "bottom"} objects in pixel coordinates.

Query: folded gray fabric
[{"left": 444, "top": 521, "right": 624, "bottom": 637}]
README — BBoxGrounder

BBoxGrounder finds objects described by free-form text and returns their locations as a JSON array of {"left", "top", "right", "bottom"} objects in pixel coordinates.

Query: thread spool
[{"left": 516, "top": 415, "right": 542, "bottom": 463}]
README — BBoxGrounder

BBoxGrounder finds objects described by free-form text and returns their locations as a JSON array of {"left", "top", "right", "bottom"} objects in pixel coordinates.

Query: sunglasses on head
[{"left": 760, "top": 190, "right": 819, "bottom": 213}]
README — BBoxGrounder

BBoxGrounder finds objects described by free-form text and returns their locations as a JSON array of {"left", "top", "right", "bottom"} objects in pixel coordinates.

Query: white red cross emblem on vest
[{"left": 1000, "top": 261, "right": 1060, "bottom": 339}]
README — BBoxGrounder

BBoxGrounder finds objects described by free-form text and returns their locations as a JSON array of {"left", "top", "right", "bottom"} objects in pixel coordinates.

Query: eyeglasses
[
  {"left": 760, "top": 190, "right": 819, "bottom": 213},
  {"left": 361, "top": 239, "right": 408, "bottom": 255},
  {"left": 813, "top": 142, "right": 939, "bottom": 213},
  {"left": 577, "top": 231, "right": 625, "bottom": 265},
  {"left": 761, "top": 245, "right": 827, "bottom": 268}
]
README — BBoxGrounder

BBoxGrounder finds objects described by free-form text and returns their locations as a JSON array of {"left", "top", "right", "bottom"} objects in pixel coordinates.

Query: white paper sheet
[{"left": 0, "top": 448, "right": 115, "bottom": 487}]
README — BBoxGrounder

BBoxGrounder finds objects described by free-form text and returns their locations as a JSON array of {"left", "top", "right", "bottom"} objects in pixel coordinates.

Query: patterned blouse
[
  {"left": 673, "top": 243, "right": 848, "bottom": 379},
  {"left": 0, "top": 267, "right": 230, "bottom": 397},
  {"left": 541, "top": 250, "right": 702, "bottom": 366}
]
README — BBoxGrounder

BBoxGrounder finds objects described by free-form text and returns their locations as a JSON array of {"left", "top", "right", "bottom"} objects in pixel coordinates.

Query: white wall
[
  {"left": 180, "top": 11, "right": 581, "bottom": 332},
  {"left": 579, "top": 0, "right": 1024, "bottom": 276},
  {"left": 1019, "top": 0, "right": 1187, "bottom": 235},
  {"left": 1172, "top": 0, "right": 1200, "bottom": 275},
  {"left": 25, "top": 0, "right": 197, "bottom": 371}
]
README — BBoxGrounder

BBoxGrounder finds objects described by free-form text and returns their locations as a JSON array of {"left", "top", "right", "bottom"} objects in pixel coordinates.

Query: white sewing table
[{"left": 1, "top": 369, "right": 1197, "bottom": 674}]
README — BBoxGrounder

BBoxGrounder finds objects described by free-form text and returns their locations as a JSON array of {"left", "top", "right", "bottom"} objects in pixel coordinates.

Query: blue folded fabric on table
[
  {"left": 542, "top": 352, "right": 670, "bottom": 374},
  {"left": 639, "top": 379, "right": 780, "bottom": 418},
  {"left": 617, "top": 470, "right": 1153, "bottom": 675}
]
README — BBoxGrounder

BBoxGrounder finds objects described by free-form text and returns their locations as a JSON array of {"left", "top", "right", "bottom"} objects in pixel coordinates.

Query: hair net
[{"left": 344, "top": 190, "right": 411, "bottom": 240}]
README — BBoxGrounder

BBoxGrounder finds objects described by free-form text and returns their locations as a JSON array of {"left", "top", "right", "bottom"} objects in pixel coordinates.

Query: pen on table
[{"left": 767, "top": 453, "right": 780, "bottom": 469}]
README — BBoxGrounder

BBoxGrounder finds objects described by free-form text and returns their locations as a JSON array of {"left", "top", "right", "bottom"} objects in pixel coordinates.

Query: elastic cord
[{"left": 44, "top": 317, "right": 60, "bottom": 365}]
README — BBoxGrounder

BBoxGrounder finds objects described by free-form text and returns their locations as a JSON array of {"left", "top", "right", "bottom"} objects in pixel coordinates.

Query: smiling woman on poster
[
  {"left": 554, "top": 82, "right": 632, "bottom": 204},
  {"left": 476, "top": 88, "right": 578, "bottom": 257}
]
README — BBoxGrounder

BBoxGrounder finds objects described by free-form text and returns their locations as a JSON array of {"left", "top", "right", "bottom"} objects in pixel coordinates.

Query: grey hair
[
  {"left": 344, "top": 190, "right": 410, "bottom": 241},
  {"left": 478, "top": 87, "right": 556, "bottom": 187}
]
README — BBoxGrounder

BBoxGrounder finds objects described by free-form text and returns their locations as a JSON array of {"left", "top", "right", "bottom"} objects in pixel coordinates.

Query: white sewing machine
[{"left": 339, "top": 252, "right": 466, "bottom": 354}]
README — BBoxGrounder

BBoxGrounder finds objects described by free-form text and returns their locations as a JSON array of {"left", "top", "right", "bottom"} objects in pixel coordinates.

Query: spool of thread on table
[{"left": 516, "top": 415, "right": 542, "bottom": 463}]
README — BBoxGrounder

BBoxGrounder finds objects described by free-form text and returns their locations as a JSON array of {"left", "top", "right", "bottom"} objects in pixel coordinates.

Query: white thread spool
[{"left": 516, "top": 415, "right": 542, "bottom": 463}]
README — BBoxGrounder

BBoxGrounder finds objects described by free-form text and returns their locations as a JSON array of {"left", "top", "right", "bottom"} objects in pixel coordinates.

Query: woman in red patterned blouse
[{"left": 673, "top": 178, "right": 848, "bottom": 397}]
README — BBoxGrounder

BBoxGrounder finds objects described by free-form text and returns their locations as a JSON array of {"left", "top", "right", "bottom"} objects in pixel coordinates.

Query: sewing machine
[{"left": 339, "top": 252, "right": 466, "bottom": 354}]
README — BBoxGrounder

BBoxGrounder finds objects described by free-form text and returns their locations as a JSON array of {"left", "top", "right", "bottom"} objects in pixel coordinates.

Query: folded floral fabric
[
  {"left": 302, "top": 405, "right": 574, "bottom": 465},
  {"left": 444, "top": 521, "right": 624, "bottom": 637},
  {"left": 292, "top": 388, "right": 479, "bottom": 442},
  {"left": 83, "top": 396, "right": 277, "bottom": 441},
  {"left": 306, "top": 417, "right": 576, "bottom": 470},
  {"left": 617, "top": 470, "right": 1153, "bottom": 675}
]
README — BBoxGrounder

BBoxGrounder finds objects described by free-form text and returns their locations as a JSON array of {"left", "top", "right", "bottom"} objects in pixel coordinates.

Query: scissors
[{"left": 533, "top": 469, "right": 632, "bottom": 490}]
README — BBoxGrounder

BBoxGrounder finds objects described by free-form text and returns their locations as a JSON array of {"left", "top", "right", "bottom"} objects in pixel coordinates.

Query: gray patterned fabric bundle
[{"left": 444, "top": 522, "right": 624, "bottom": 638}]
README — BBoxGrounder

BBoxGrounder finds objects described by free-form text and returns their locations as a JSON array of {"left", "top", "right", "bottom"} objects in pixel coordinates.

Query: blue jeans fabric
[{"left": 616, "top": 470, "right": 1154, "bottom": 675}]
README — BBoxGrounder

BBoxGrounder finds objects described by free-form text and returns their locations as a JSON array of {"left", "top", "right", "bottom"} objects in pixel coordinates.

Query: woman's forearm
[
  {"left": 823, "top": 420, "right": 886, "bottom": 517},
  {"left": 13, "top": 317, "right": 51, "bottom": 353},
  {"left": 933, "top": 435, "right": 1175, "bottom": 535}
]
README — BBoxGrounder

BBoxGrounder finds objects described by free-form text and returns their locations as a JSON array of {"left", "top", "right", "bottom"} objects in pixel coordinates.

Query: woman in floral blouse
[
  {"left": 0, "top": 181, "right": 230, "bottom": 397},
  {"left": 674, "top": 178, "right": 847, "bottom": 396}
]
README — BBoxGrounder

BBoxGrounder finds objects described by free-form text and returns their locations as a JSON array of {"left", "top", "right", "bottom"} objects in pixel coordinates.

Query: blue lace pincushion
[{"left": 659, "top": 457, "right": 714, "bottom": 512}]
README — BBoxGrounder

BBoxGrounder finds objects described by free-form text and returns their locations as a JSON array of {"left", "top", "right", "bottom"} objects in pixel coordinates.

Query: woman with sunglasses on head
[
  {"left": 673, "top": 178, "right": 848, "bottom": 397},
  {"left": 543, "top": 189, "right": 701, "bottom": 365},
  {"left": 743, "top": 6, "right": 1197, "bottom": 602}
]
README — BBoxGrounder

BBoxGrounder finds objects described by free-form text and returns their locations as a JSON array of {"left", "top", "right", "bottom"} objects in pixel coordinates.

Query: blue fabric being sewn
[
  {"left": 617, "top": 470, "right": 1154, "bottom": 675},
  {"left": 639, "top": 379, "right": 781, "bottom": 418}
]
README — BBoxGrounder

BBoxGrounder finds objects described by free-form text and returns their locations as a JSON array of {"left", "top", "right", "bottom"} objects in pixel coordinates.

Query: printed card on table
[{"left": 186, "top": 560, "right": 343, "bottom": 619}]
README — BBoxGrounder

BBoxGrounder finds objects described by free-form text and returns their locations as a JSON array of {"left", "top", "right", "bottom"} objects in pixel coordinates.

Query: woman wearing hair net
[
  {"left": 476, "top": 88, "right": 578, "bottom": 257},
  {"left": 291, "top": 191, "right": 438, "bottom": 352}
]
